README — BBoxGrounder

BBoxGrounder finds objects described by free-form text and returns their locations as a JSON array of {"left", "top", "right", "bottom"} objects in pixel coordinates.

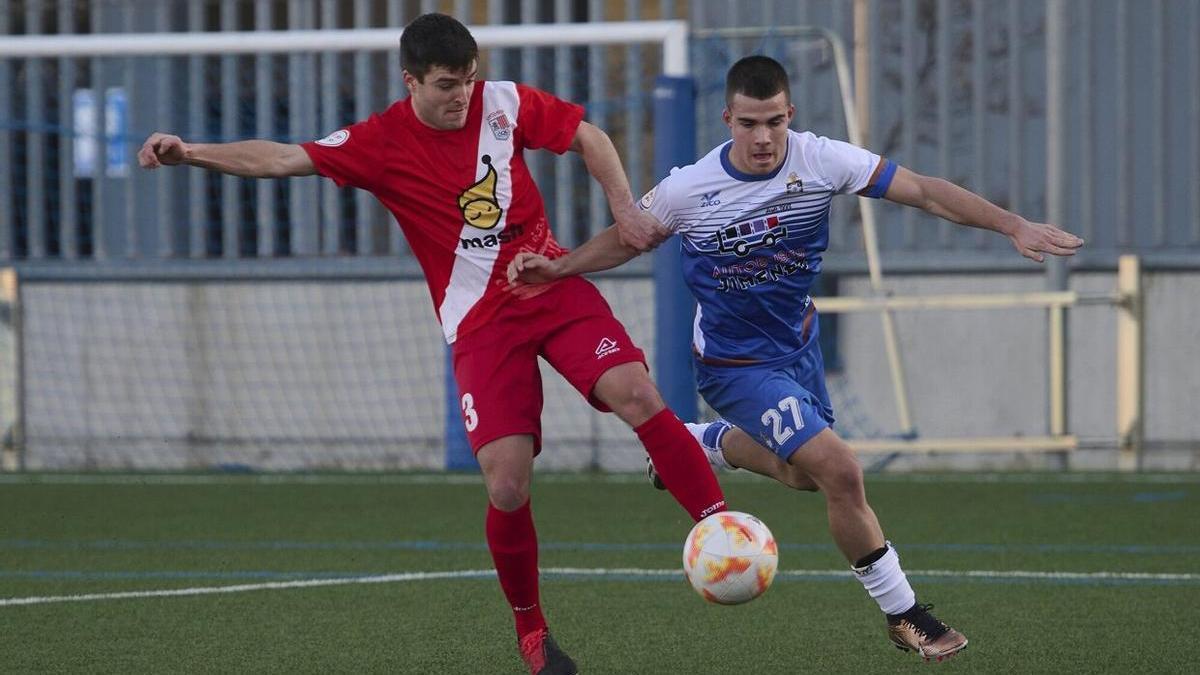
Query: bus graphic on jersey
[{"left": 716, "top": 215, "right": 786, "bottom": 256}]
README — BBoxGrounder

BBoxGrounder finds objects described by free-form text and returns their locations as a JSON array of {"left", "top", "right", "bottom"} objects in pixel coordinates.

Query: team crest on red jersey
[{"left": 487, "top": 110, "right": 512, "bottom": 140}]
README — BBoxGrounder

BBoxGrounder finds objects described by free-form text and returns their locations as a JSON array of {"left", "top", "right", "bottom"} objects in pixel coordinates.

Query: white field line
[
  {"left": 3, "top": 567, "right": 1198, "bottom": 608},
  {"left": 0, "top": 472, "right": 1197, "bottom": 486}
]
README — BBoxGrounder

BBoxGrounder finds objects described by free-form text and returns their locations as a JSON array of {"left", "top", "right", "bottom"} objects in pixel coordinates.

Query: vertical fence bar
[
  {"left": 854, "top": 0, "right": 870, "bottom": 151},
  {"left": 625, "top": 0, "right": 644, "bottom": 198},
  {"left": 1116, "top": 255, "right": 1142, "bottom": 471},
  {"left": 353, "top": 0, "right": 373, "bottom": 255},
  {"left": 553, "top": 0, "right": 575, "bottom": 248},
  {"left": 1078, "top": 1, "right": 1093, "bottom": 246},
  {"left": 901, "top": 0, "right": 917, "bottom": 246},
  {"left": 121, "top": 4, "right": 137, "bottom": 258},
  {"left": 0, "top": 268, "right": 23, "bottom": 469},
  {"left": 220, "top": 0, "right": 239, "bottom": 258},
  {"left": 1150, "top": 0, "right": 1165, "bottom": 248},
  {"left": 971, "top": 0, "right": 988, "bottom": 248},
  {"left": 153, "top": 0, "right": 170, "bottom": 258},
  {"left": 386, "top": 0, "right": 406, "bottom": 255},
  {"left": 254, "top": 0, "right": 275, "bottom": 257},
  {"left": 319, "top": 0, "right": 340, "bottom": 255},
  {"left": 936, "top": 0, "right": 952, "bottom": 248},
  {"left": 1007, "top": 0, "right": 1022, "bottom": 222},
  {"left": 520, "top": 0, "right": 549, "bottom": 224},
  {"left": 24, "top": 0, "right": 46, "bottom": 259},
  {"left": 187, "top": 0, "right": 205, "bottom": 257},
  {"left": 1193, "top": 0, "right": 1200, "bottom": 245},
  {"left": 288, "top": 0, "right": 318, "bottom": 255},
  {"left": 1115, "top": 0, "right": 1130, "bottom": 247},
  {"left": 58, "top": 0, "right": 77, "bottom": 259},
  {"left": 0, "top": 6, "right": 10, "bottom": 260},
  {"left": 587, "top": 0, "right": 607, "bottom": 234},
  {"left": 90, "top": 0, "right": 108, "bottom": 259},
  {"left": 1048, "top": 304, "right": 1065, "bottom": 436}
]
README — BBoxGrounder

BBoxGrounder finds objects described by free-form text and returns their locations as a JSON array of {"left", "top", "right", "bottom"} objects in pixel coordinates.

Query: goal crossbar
[{"left": 0, "top": 21, "right": 690, "bottom": 75}]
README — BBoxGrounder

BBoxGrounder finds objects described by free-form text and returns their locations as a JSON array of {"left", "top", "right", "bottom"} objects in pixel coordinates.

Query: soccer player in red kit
[{"left": 138, "top": 13, "right": 726, "bottom": 674}]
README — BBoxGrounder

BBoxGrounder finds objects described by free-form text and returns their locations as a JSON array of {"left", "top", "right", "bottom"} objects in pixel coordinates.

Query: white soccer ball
[{"left": 682, "top": 511, "right": 778, "bottom": 605}]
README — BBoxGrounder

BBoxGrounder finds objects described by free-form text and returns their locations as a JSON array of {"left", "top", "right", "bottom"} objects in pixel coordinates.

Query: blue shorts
[{"left": 695, "top": 330, "right": 834, "bottom": 462}]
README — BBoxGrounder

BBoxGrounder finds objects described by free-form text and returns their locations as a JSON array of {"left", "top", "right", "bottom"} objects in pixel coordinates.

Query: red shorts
[{"left": 450, "top": 276, "right": 647, "bottom": 454}]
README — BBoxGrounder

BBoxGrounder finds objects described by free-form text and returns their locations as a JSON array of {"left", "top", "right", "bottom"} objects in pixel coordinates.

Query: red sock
[
  {"left": 486, "top": 499, "right": 546, "bottom": 640},
  {"left": 635, "top": 409, "right": 728, "bottom": 521}
]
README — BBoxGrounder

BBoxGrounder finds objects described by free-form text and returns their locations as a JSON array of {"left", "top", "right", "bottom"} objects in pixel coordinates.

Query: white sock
[
  {"left": 684, "top": 422, "right": 733, "bottom": 471},
  {"left": 852, "top": 542, "right": 916, "bottom": 615}
]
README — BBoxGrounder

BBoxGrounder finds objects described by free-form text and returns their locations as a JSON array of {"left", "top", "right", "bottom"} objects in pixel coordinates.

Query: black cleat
[
  {"left": 887, "top": 603, "right": 968, "bottom": 662},
  {"left": 518, "top": 628, "right": 578, "bottom": 675}
]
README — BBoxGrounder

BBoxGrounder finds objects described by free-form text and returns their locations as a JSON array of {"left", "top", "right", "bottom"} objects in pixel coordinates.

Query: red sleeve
[
  {"left": 515, "top": 83, "right": 585, "bottom": 154},
  {"left": 300, "top": 113, "right": 387, "bottom": 192}
]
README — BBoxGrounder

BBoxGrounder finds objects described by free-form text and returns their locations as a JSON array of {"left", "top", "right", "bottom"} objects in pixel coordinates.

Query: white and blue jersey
[
  {"left": 642, "top": 129, "right": 895, "bottom": 363},
  {"left": 640, "top": 130, "right": 896, "bottom": 456}
]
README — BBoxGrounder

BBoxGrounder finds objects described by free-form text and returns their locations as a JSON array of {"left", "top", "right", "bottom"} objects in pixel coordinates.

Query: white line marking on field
[
  {"left": 0, "top": 570, "right": 498, "bottom": 607},
  {"left": 3, "top": 567, "right": 1197, "bottom": 607}
]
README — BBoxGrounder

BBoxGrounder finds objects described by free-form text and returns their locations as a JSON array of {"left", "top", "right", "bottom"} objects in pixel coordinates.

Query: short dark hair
[
  {"left": 725, "top": 55, "right": 791, "bottom": 106},
  {"left": 400, "top": 13, "right": 478, "bottom": 81}
]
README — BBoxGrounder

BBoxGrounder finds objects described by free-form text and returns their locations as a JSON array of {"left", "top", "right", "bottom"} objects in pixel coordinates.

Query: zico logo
[
  {"left": 458, "top": 154, "right": 503, "bottom": 230},
  {"left": 716, "top": 215, "right": 787, "bottom": 257}
]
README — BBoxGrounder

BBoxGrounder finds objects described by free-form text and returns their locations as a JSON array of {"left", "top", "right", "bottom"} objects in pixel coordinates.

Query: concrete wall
[{"left": 9, "top": 271, "right": 1199, "bottom": 471}]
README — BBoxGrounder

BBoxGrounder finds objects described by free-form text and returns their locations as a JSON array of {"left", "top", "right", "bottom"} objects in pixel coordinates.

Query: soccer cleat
[
  {"left": 647, "top": 420, "right": 735, "bottom": 490},
  {"left": 886, "top": 603, "right": 968, "bottom": 662},
  {"left": 518, "top": 628, "right": 578, "bottom": 675}
]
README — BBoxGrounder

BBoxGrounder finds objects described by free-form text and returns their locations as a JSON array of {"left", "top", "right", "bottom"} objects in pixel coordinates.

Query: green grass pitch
[{"left": 1, "top": 471, "right": 1197, "bottom": 673}]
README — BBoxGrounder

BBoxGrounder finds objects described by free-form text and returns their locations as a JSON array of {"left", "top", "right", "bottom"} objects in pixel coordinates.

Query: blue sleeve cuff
[{"left": 860, "top": 159, "right": 897, "bottom": 199}]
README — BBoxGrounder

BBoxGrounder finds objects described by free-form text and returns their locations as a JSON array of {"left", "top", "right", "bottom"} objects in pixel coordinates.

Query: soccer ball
[{"left": 682, "top": 511, "right": 778, "bottom": 605}]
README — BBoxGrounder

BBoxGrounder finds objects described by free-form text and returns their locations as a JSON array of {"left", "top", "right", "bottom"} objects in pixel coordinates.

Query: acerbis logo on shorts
[{"left": 595, "top": 337, "right": 620, "bottom": 359}]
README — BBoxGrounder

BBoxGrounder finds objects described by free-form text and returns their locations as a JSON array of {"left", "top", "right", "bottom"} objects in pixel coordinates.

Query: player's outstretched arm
[
  {"left": 570, "top": 121, "right": 670, "bottom": 253},
  {"left": 507, "top": 225, "right": 640, "bottom": 287},
  {"left": 137, "top": 132, "right": 316, "bottom": 178},
  {"left": 881, "top": 165, "right": 1084, "bottom": 263}
]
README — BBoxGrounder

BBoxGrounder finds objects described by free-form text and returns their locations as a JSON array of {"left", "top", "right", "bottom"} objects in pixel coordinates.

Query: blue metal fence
[{"left": 2, "top": 0, "right": 1198, "bottom": 269}]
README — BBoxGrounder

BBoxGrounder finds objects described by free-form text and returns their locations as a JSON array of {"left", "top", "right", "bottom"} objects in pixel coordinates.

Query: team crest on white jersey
[
  {"left": 315, "top": 129, "right": 349, "bottom": 147},
  {"left": 786, "top": 172, "right": 803, "bottom": 193},
  {"left": 639, "top": 187, "right": 656, "bottom": 209},
  {"left": 487, "top": 110, "right": 512, "bottom": 140}
]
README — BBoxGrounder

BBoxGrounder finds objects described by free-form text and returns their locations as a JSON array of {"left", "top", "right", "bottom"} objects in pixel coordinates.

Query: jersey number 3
[
  {"left": 461, "top": 393, "right": 479, "bottom": 432},
  {"left": 761, "top": 396, "right": 804, "bottom": 446}
]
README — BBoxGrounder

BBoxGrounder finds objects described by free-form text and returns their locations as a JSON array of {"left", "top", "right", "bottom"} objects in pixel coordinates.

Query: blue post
[
  {"left": 444, "top": 345, "right": 477, "bottom": 470},
  {"left": 652, "top": 75, "right": 698, "bottom": 422}
]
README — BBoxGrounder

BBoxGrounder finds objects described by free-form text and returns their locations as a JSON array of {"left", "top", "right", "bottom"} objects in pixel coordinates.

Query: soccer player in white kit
[{"left": 509, "top": 55, "right": 1084, "bottom": 662}]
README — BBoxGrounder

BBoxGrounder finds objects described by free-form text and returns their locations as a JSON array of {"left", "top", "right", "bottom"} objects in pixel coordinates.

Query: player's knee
[
  {"left": 486, "top": 478, "right": 531, "bottom": 511},
  {"left": 604, "top": 376, "right": 665, "bottom": 422},
  {"left": 819, "top": 456, "right": 865, "bottom": 501}
]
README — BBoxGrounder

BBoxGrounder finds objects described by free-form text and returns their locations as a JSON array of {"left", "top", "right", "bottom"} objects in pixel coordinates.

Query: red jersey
[{"left": 301, "top": 81, "right": 583, "bottom": 343}]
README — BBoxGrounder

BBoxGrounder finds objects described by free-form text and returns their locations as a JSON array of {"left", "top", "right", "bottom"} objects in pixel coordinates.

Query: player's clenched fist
[
  {"left": 507, "top": 252, "right": 563, "bottom": 287},
  {"left": 137, "top": 132, "right": 188, "bottom": 169}
]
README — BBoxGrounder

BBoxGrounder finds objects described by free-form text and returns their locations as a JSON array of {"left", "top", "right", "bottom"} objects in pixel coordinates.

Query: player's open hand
[
  {"left": 615, "top": 209, "right": 671, "bottom": 253},
  {"left": 1008, "top": 219, "right": 1084, "bottom": 263},
  {"left": 507, "top": 252, "right": 562, "bottom": 288},
  {"left": 137, "top": 132, "right": 188, "bottom": 169}
]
